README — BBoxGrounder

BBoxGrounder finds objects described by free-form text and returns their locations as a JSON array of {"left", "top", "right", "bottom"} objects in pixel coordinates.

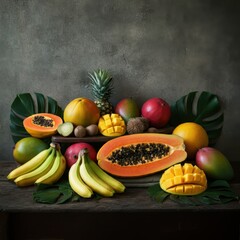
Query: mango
[
  {"left": 160, "top": 163, "right": 207, "bottom": 195},
  {"left": 13, "top": 137, "right": 49, "bottom": 164},
  {"left": 98, "top": 113, "right": 126, "bottom": 137},
  {"left": 196, "top": 147, "right": 234, "bottom": 181},
  {"left": 114, "top": 98, "right": 140, "bottom": 123}
]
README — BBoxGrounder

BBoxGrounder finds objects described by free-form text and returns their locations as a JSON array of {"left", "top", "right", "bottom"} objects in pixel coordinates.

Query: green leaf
[
  {"left": 35, "top": 92, "right": 46, "bottom": 113},
  {"left": 148, "top": 180, "right": 239, "bottom": 206},
  {"left": 170, "top": 91, "right": 224, "bottom": 145},
  {"left": 170, "top": 195, "right": 201, "bottom": 206},
  {"left": 32, "top": 179, "right": 104, "bottom": 204},
  {"left": 148, "top": 184, "right": 170, "bottom": 203},
  {"left": 10, "top": 110, "right": 31, "bottom": 143},
  {"left": 10, "top": 92, "right": 63, "bottom": 143},
  {"left": 33, "top": 180, "right": 77, "bottom": 204},
  {"left": 11, "top": 93, "right": 35, "bottom": 117},
  {"left": 208, "top": 179, "right": 230, "bottom": 188},
  {"left": 58, "top": 181, "right": 75, "bottom": 202},
  {"left": 33, "top": 188, "right": 63, "bottom": 204}
]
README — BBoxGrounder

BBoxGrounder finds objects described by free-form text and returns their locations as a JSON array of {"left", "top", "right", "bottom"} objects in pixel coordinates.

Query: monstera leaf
[
  {"left": 10, "top": 92, "right": 63, "bottom": 143},
  {"left": 170, "top": 91, "right": 224, "bottom": 146}
]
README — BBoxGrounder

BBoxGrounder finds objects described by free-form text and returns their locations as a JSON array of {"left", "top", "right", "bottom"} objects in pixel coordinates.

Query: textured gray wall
[{"left": 1, "top": 0, "right": 240, "bottom": 161}]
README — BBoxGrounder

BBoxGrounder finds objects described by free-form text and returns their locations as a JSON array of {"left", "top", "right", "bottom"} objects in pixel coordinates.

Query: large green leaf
[
  {"left": 10, "top": 92, "right": 63, "bottom": 143},
  {"left": 148, "top": 180, "right": 239, "bottom": 206},
  {"left": 170, "top": 91, "right": 224, "bottom": 146}
]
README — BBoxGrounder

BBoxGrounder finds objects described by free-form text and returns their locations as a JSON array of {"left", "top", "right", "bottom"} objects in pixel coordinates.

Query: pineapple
[{"left": 88, "top": 69, "right": 114, "bottom": 116}]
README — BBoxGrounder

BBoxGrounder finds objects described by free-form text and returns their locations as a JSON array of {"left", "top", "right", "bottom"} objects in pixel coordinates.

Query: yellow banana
[
  {"left": 7, "top": 146, "right": 52, "bottom": 180},
  {"left": 79, "top": 150, "right": 115, "bottom": 197},
  {"left": 88, "top": 159, "right": 125, "bottom": 193},
  {"left": 14, "top": 148, "right": 56, "bottom": 187},
  {"left": 68, "top": 157, "right": 93, "bottom": 198},
  {"left": 35, "top": 149, "right": 66, "bottom": 185}
]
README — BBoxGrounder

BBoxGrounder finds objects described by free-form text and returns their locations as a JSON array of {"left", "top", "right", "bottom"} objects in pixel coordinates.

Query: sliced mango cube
[
  {"left": 183, "top": 163, "right": 193, "bottom": 174},
  {"left": 173, "top": 164, "right": 183, "bottom": 176},
  {"left": 105, "top": 119, "right": 113, "bottom": 128}
]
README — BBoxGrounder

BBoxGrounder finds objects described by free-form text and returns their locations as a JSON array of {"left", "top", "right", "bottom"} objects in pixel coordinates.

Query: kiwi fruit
[
  {"left": 74, "top": 125, "right": 87, "bottom": 137},
  {"left": 85, "top": 124, "right": 99, "bottom": 136}
]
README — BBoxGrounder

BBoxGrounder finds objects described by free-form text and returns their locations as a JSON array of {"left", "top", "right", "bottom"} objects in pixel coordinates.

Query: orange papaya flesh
[
  {"left": 23, "top": 113, "right": 63, "bottom": 138},
  {"left": 160, "top": 163, "right": 207, "bottom": 195},
  {"left": 97, "top": 133, "right": 187, "bottom": 177}
]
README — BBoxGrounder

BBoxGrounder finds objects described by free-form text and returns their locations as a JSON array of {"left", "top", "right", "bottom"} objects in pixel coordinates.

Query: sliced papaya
[
  {"left": 97, "top": 133, "right": 187, "bottom": 177},
  {"left": 23, "top": 113, "right": 63, "bottom": 138}
]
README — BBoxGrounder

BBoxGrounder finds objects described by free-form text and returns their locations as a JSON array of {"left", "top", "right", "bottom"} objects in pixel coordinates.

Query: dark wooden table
[{"left": 1, "top": 161, "right": 240, "bottom": 240}]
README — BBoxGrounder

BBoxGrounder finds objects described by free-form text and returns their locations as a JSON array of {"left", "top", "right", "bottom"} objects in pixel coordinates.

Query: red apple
[
  {"left": 141, "top": 97, "right": 171, "bottom": 128},
  {"left": 64, "top": 142, "right": 97, "bottom": 168}
]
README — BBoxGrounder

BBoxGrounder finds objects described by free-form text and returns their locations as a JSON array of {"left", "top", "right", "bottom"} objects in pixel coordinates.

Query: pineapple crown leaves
[{"left": 88, "top": 69, "right": 114, "bottom": 101}]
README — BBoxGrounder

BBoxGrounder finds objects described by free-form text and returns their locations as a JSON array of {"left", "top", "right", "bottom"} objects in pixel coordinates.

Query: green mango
[{"left": 13, "top": 137, "right": 49, "bottom": 164}]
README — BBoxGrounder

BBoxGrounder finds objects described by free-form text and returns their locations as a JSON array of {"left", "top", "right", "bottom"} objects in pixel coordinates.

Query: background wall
[{"left": 1, "top": 0, "right": 239, "bottom": 161}]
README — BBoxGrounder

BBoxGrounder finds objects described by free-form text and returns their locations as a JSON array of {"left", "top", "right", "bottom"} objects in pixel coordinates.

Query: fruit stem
[
  {"left": 50, "top": 142, "right": 62, "bottom": 153},
  {"left": 50, "top": 142, "right": 56, "bottom": 148},
  {"left": 78, "top": 148, "right": 89, "bottom": 163}
]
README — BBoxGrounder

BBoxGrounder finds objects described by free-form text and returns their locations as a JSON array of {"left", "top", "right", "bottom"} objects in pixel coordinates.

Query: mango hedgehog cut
[{"left": 160, "top": 163, "right": 207, "bottom": 195}]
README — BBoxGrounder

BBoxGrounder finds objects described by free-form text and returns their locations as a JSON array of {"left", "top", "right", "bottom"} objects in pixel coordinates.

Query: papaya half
[
  {"left": 23, "top": 113, "right": 63, "bottom": 138},
  {"left": 97, "top": 133, "right": 187, "bottom": 177}
]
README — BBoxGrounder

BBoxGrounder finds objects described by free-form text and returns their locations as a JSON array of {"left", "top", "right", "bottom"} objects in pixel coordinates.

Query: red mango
[
  {"left": 196, "top": 147, "right": 234, "bottom": 181},
  {"left": 115, "top": 98, "right": 140, "bottom": 123}
]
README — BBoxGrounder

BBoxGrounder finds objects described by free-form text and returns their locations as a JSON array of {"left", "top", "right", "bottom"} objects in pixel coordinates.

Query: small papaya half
[
  {"left": 23, "top": 113, "right": 63, "bottom": 138},
  {"left": 97, "top": 133, "right": 187, "bottom": 177}
]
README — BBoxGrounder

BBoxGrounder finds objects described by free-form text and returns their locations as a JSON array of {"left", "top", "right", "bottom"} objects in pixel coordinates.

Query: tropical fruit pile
[{"left": 7, "top": 69, "right": 234, "bottom": 199}]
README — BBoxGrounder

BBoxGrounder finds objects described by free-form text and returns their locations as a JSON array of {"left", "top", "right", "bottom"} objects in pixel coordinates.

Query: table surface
[{"left": 1, "top": 161, "right": 240, "bottom": 214}]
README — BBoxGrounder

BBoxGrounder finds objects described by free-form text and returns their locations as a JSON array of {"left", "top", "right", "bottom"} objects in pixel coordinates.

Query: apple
[
  {"left": 141, "top": 97, "right": 171, "bottom": 128},
  {"left": 64, "top": 142, "right": 97, "bottom": 168}
]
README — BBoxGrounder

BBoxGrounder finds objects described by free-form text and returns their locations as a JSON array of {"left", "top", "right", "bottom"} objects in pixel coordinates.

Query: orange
[{"left": 172, "top": 122, "right": 209, "bottom": 159}]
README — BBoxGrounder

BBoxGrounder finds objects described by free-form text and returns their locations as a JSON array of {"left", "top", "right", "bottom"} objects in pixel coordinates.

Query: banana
[
  {"left": 35, "top": 149, "right": 66, "bottom": 185},
  {"left": 7, "top": 146, "right": 53, "bottom": 180},
  {"left": 14, "top": 148, "right": 56, "bottom": 187},
  {"left": 79, "top": 150, "right": 115, "bottom": 197},
  {"left": 68, "top": 157, "right": 93, "bottom": 198},
  {"left": 88, "top": 159, "right": 126, "bottom": 193}
]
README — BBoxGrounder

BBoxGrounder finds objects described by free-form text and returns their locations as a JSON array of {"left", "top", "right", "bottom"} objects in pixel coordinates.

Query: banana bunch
[
  {"left": 69, "top": 148, "right": 126, "bottom": 198},
  {"left": 7, "top": 143, "right": 66, "bottom": 187}
]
